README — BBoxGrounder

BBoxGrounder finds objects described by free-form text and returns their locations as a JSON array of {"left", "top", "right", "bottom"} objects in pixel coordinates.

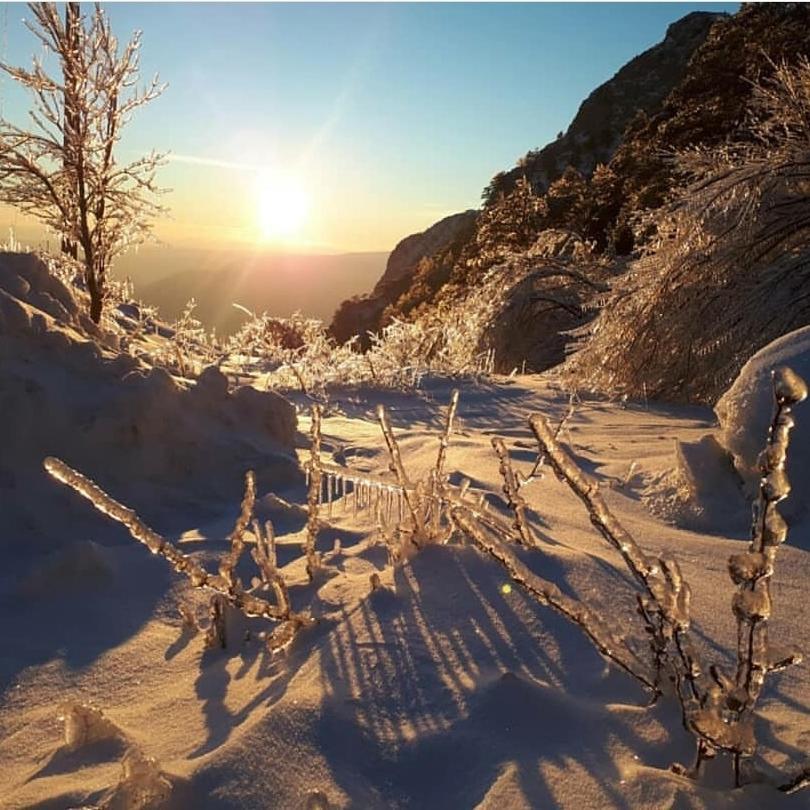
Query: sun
[{"left": 256, "top": 173, "right": 310, "bottom": 241}]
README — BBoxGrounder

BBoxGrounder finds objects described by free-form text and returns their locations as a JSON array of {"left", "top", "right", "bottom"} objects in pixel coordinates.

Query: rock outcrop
[{"left": 330, "top": 210, "right": 476, "bottom": 346}]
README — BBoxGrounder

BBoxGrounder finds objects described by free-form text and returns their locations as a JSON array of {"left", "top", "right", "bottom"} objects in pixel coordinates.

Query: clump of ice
[
  {"left": 102, "top": 746, "right": 173, "bottom": 810},
  {"left": 715, "top": 326, "right": 810, "bottom": 536},
  {"left": 60, "top": 703, "right": 123, "bottom": 751}
]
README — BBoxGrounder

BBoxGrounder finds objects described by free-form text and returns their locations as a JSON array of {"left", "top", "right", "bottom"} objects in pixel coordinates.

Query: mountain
[
  {"left": 330, "top": 10, "right": 723, "bottom": 344},
  {"left": 483, "top": 11, "right": 725, "bottom": 203},
  {"left": 116, "top": 247, "right": 388, "bottom": 335},
  {"left": 331, "top": 4, "right": 810, "bottom": 402},
  {"left": 330, "top": 211, "right": 476, "bottom": 347}
]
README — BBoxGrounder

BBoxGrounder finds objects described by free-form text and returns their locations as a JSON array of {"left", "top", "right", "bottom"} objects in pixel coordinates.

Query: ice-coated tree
[
  {"left": 475, "top": 175, "right": 547, "bottom": 262},
  {"left": 0, "top": 3, "right": 166, "bottom": 322}
]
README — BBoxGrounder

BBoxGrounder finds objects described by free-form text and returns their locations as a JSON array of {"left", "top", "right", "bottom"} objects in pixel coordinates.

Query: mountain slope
[
  {"left": 333, "top": 5, "right": 810, "bottom": 396},
  {"left": 330, "top": 10, "right": 722, "bottom": 345},
  {"left": 330, "top": 211, "right": 476, "bottom": 347},
  {"left": 485, "top": 11, "right": 724, "bottom": 203}
]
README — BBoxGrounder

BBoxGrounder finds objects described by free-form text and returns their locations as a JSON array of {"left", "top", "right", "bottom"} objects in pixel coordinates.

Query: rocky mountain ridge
[{"left": 330, "top": 9, "right": 723, "bottom": 344}]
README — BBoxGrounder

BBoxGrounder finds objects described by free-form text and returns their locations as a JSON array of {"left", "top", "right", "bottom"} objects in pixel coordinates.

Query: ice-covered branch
[
  {"left": 728, "top": 366, "right": 807, "bottom": 783},
  {"left": 452, "top": 507, "right": 657, "bottom": 692},
  {"left": 219, "top": 470, "right": 255, "bottom": 591},
  {"left": 44, "top": 457, "right": 311, "bottom": 648},
  {"left": 491, "top": 437, "right": 538, "bottom": 548},
  {"left": 304, "top": 405, "right": 324, "bottom": 580}
]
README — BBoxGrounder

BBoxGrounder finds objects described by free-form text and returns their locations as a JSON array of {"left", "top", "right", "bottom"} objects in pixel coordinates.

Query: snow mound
[
  {"left": 715, "top": 326, "right": 810, "bottom": 537},
  {"left": 0, "top": 252, "right": 299, "bottom": 569}
]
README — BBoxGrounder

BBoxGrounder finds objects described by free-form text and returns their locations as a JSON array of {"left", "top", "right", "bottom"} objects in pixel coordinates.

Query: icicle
[
  {"left": 353, "top": 481, "right": 359, "bottom": 516},
  {"left": 327, "top": 473, "right": 334, "bottom": 518}
]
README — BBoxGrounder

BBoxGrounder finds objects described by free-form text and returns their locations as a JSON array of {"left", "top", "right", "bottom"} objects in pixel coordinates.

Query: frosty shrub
[
  {"left": 517, "top": 367, "right": 808, "bottom": 789},
  {"left": 0, "top": 3, "right": 166, "bottom": 323},
  {"left": 223, "top": 306, "right": 494, "bottom": 395},
  {"left": 312, "top": 369, "right": 810, "bottom": 791},
  {"left": 156, "top": 299, "right": 220, "bottom": 379},
  {"left": 44, "top": 462, "right": 314, "bottom": 654},
  {"left": 565, "top": 58, "right": 810, "bottom": 403}
]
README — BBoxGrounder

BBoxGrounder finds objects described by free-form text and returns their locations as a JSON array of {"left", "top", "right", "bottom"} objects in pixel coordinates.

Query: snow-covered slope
[
  {"left": 716, "top": 326, "right": 810, "bottom": 539},
  {"left": 0, "top": 252, "right": 298, "bottom": 573},
  {"left": 3, "top": 360, "right": 810, "bottom": 808}
]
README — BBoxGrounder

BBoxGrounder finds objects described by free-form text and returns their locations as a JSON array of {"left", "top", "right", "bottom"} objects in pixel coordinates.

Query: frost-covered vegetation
[
  {"left": 564, "top": 58, "right": 810, "bottom": 403},
  {"left": 0, "top": 3, "right": 166, "bottom": 323},
  {"left": 44, "top": 362, "right": 810, "bottom": 795}
]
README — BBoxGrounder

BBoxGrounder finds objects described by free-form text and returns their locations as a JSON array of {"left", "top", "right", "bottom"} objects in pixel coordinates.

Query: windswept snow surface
[{"left": 4, "top": 366, "right": 810, "bottom": 808}]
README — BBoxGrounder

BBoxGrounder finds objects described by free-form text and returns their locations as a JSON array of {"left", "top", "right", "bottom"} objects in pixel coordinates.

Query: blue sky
[{"left": 0, "top": 2, "right": 737, "bottom": 252}]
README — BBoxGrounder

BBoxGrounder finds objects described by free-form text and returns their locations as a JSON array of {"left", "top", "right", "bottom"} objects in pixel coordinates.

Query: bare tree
[{"left": 0, "top": 3, "right": 167, "bottom": 323}]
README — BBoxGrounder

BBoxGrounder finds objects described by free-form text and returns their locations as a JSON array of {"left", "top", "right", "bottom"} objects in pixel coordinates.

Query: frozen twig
[
  {"left": 219, "top": 470, "right": 256, "bottom": 591},
  {"left": 452, "top": 507, "right": 657, "bottom": 692},
  {"left": 518, "top": 393, "right": 576, "bottom": 489},
  {"left": 376, "top": 403, "right": 423, "bottom": 538},
  {"left": 491, "top": 437, "right": 539, "bottom": 548},
  {"left": 44, "top": 457, "right": 312, "bottom": 650},
  {"left": 527, "top": 414, "right": 719, "bottom": 757},
  {"left": 434, "top": 388, "right": 459, "bottom": 485},
  {"left": 728, "top": 366, "right": 807, "bottom": 784},
  {"left": 251, "top": 518, "right": 291, "bottom": 617},
  {"left": 304, "top": 404, "right": 324, "bottom": 580}
]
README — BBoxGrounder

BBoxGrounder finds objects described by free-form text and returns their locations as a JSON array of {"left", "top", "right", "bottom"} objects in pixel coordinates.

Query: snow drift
[
  {"left": 0, "top": 252, "right": 299, "bottom": 569},
  {"left": 716, "top": 327, "right": 810, "bottom": 540}
]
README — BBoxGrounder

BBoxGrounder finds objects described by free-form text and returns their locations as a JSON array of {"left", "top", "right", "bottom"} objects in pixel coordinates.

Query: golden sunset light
[
  {"left": 7, "top": 3, "right": 810, "bottom": 809},
  {"left": 255, "top": 172, "right": 310, "bottom": 242}
]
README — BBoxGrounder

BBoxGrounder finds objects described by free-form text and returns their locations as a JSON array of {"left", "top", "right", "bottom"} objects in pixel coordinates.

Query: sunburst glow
[{"left": 256, "top": 173, "right": 310, "bottom": 241}]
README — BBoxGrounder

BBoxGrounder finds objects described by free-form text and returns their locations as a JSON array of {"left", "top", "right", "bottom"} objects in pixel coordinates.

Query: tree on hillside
[
  {"left": 565, "top": 57, "right": 810, "bottom": 403},
  {"left": 0, "top": 3, "right": 166, "bottom": 323},
  {"left": 475, "top": 176, "right": 547, "bottom": 264}
]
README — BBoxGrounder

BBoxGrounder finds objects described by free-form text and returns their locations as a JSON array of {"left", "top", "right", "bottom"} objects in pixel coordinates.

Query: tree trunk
[
  {"left": 62, "top": 2, "right": 80, "bottom": 260},
  {"left": 84, "top": 258, "right": 103, "bottom": 324}
]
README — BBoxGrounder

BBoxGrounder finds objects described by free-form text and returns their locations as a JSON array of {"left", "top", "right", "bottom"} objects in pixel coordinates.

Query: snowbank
[
  {"left": 0, "top": 252, "right": 299, "bottom": 568},
  {"left": 715, "top": 326, "right": 810, "bottom": 536}
]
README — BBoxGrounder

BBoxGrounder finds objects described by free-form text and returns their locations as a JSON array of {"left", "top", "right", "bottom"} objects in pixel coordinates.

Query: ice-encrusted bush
[
  {"left": 222, "top": 307, "right": 495, "bottom": 394},
  {"left": 303, "top": 368, "right": 810, "bottom": 791},
  {"left": 45, "top": 462, "right": 313, "bottom": 654},
  {"left": 565, "top": 58, "right": 810, "bottom": 403},
  {"left": 473, "top": 367, "right": 808, "bottom": 790}
]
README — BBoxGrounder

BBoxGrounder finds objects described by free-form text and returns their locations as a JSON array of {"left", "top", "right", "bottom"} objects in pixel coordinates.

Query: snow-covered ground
[
  {"left": 3, "top": 254, "right": 810, "bottom": 808},
  {"left": 3, "top": 372, "right": 810, "bottom": 808}
]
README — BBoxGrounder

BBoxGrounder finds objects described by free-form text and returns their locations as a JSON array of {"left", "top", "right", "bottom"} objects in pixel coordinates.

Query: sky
[{"left": 0, "top": 2, "right": 737, "bottom": 255}]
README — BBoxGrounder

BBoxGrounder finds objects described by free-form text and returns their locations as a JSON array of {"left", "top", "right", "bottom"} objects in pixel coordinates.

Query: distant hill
[{"left": 115, "top": 247, "right": 388, "bottom": 335}]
